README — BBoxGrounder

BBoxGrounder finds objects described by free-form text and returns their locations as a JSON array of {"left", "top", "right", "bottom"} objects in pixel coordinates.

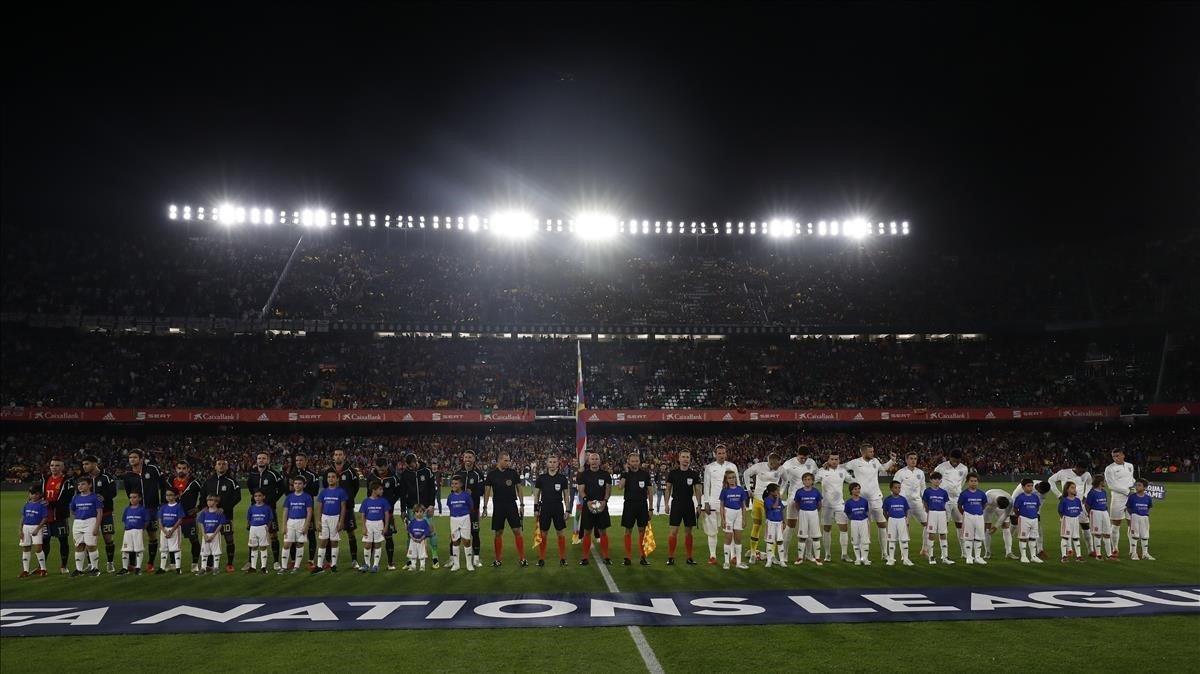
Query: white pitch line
[{"left": 592, "top": 548, "right": 665, "bottom": 674}]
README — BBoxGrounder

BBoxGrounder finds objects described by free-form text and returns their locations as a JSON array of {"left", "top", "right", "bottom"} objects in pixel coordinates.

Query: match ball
[{"left": 587, "top": 500, "right": 605, "bottom": 514}]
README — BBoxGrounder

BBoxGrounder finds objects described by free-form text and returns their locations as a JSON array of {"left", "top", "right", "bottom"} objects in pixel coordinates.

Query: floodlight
[
  {"left": 250, "top": 208, "right": 261, "bottom": 224},
  {"left": 182, "top": 206, "right": 192, "bottom": 220},
  {"left": 818, "top": 221, "right": 827, "bottom": 236},
  {"left": 491, "top": 210, "right": 536, "bottom": 239},
  {"left": 168, "top": 204, "right": 178, "bottom": 220},
  {"left": 902, "top": 221, "right": 910, "bottom": 235},
  {"left": 769, "top": 218, "right": 795, "bottom": 238},
  {"left": 220, "top": 204, "right": 236, "bottom": 225},
  {"left": 315, "top": 209, "right": 327, "bottom": 227},
  {"left": 845, "top": 218, "right": 868, "bottom": 239},
  {"left": 467, "top": 214, "right": 480, "bottom": 232},
  {"left": 574, "top": 212, "right": 618, "bottom": 240}
]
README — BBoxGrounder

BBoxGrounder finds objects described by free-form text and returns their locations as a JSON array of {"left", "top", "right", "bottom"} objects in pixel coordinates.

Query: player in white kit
[
  {"left": 843, "top": 443, "right": 897, "bottom": 554},
  {"left": 1047, "top": 460, "right": 1094, "bottom": 555},
  {"left": 1104, "top": 449, "right": 1135, "bottom": 558},
  {"left": 893, "top": 452, "right": 929, "bottom": 557},
  {"left": 814, "top": 453, "right": 851, "bottom": 562},
  {"left": 743, "top": 453, "right": 785, "bottom": 563},
  {"left": 780, "top": 445, "right": 818, "bottom": 564},
  {"left": 702, "top": 444, "right": 739, "bottom": 565},
  {"left": 933, "top": 449, "right": 970, "bottom": 559},
  {"left": 983, "top": 488, "right": 1014, "bottom": 559}
]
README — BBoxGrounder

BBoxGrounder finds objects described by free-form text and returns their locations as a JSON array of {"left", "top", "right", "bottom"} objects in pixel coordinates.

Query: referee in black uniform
[
  {"left": 665, "top": 450, "right": 702, "bottom": 565},
  {"left": 576, "top": 451, "right": 612, "bottom": 565},
  {"left": 482, "top": 451, "right": 527, "bottom": 567},
  {"left": 533, "top": 455, "right": 571, "bottom": 567},
  {"left": 620, "top": 453, "right": 654, "bottom": 566}
]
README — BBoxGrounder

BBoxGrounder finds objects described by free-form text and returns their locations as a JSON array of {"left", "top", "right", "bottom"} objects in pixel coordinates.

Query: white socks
[
  {"left": 839, "top": 531, "right": 849, "bottom": 557},
  {"left": 1001, "top": 528, "right": 1012, "bottom": 555},
  {"left": 21, "top": 551, "right": 30, "bottom": 572},
  {"left": 822, "top": 530, "right": 832, "bottom": 558},
  {"left": 709, "top": 536, "right": 718, "bottom": 559}
]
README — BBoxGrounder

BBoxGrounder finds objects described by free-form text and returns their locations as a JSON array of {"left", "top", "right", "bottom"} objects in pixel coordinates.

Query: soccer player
[
  {"left": 246, "top": 489, "right": 275, "bottom": 573},
  {"left": 702, "top": 443, "right": 739, "bottom": 565},
  {"left": 245, "top": 451, "right": 284, "bottom": 571},
  {"left": 533, "top": 456, "right": 571, "bottom": 567},
  {"left": 401, "top": 453, "right": 440, "bottom": 568},
  {"left": 122, "top": 449, "right": 165, "bottom": 573},
  {"left": 719, "top": 470, "right": 749, "bottom": 569},
  {"left": 39, "top": 459, "right": 75, "bottom": 574},
  {"left": 814, "top": 453, "right": 851, "bottom": 562},
  {"left": 482, "top": 451, "right": 527, "bottom": 567},
  {"left": 921, "top": 473, "right": 954, "bottom": 564},
  {"left": 454, "top": 450, "right": 487, "bottom": 567},
  {"left": 158, "top": 487, "right": 185, "bottom": 574},
  {"left": 844, "top": 443, "right": 898, "bottom": 555},
  {"left": 957, "top": 474, "right": 988, "bottom": 565},
  {"left": 882, "top": 480, "right": 914, "bottom": 566},
  {"left": 844, "top": 483, "right": 871, "bottom": 565},
  {"left": 200, "top": 458, "right": 241, "bottom": 573},
  {"left": 69, "top": 476, "right": 104, "bottom": 577},
  {"left": 576, "top": 451, "right": 612, "bottom": 565},
  {"left": 118, "top": 491, "right": 148, "bottom": 575},
  {"left": 620, "top": 453, "right": 654, "bottom": 566},
  {"left": 1104, "top": 448, "right": 1136, "bottom": 558},
  {"left": 170, "top": 461, "right": 203, "bottom": 573},
  {"left": 330, "top": 448, "right": 362, "bottom": 569},
  {"left": 17, "top": 486, "right": 49, "bottom": 577},
  {"left": 780, "top": 445, "right": 818, "bottom": 564},
  {"left": 665, "top": 450, "right": 702, "bottom": 565},
  {"left": 1084, "top": 475, "right": 1113, "bottom": 559},
  {"left": 197, "top": 495, "right": 227, "bottom": 575},
  {"left": 933, "top": 449, "right": 970, "bottom": 559},
  {"left": 762, "top": 483, "right": 785, "bottom": 567},
  {"left": 293, "top": 452, "right": 321, "bottom": 568},
  {"left": 281, "top": 477, "right": 314, "bottom": 573},
  {"left": 1012, "top": 479, "right": 1043, "bottom": 563},
  {"left": 792, "top": 473, "right": 823, "bottom": 565},
  {"left": 447, "top": 476, "right": 476, "bottom": 571},
  {"left": 983, "top": 487, "right": 1016, "bottom": 560},
  {"left": 368, "top": 458, "right": 401, "bottom": 570},
  {"left": 743, "top": 452, "right": 785, "bottom": 564},
  {"left": 358, "top": 480, "right": 391, "bottom": 572},
  {"left": 313, "top": 470, "right": 348, "bottom": 573},
  {"left": 893, "top": 453, "right": 929, "bottom": 557},
  {"left": 406, "top": 504, "right": 432, "bottom": 571},
  {"left": 81, "top": 455, "right": 118, "bottom": 573},
  {"left": 1127, "top": 479, "right": 1154, "bottom": 560},
  {"left": 1057, "top": 481, "right": 1084, "bottom": 562},
  {"left": 1047, "top": 460, "right": 1094, "bottom": 556}
]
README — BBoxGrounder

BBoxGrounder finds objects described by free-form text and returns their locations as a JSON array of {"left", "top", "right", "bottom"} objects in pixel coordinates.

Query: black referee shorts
[
  {"left": 668, "top": 501, "right": 697, "bottom": 527},
  {"left": 580, "top": 507, "right": 611, "bottom": 532},
  {"left": 491, "top": 503, "right": 522, "bottom": 531},
  {"left": 621, "top": 502, "right": 650, "bottom": 529},
  {"left": 538, "top": 508, "right": 566, "bottom": 532}
]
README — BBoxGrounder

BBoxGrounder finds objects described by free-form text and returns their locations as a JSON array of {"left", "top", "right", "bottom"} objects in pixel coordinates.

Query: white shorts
[
  {"left": 703, "top": 503, "right": 721, "bottom": 536},
  {"left": 407, "top": 538, "right": 427, "bottom": 559},
  {"left": 796, "top": 510, "right": 821, "bottom": 538},
  {"left": 723, "top": 508, "right": 744, "bottom": 532},
  {"left": 160, "top": 526, "right": 181, "bottom": 553},
  {"left": 962, "top": 513, "right": 985, "bottom": 541},
  {"left": 450, "top": 515, "right": 471, "bottom": 541},
  {"left": 765, "top": 520, "right": 784, "bottom": 543},
  {"left": 121, "top": 529, "right": 145, "bottom": 553},
  {"left": 926, "top": 510, "right": 948, "bottom": 535},
  {"left": 1089, "top": 510, "right": 1112, "bottom": 536},
  {"left": 946, "top": 497, "right": 964, "bottom": 523},
  {"left": 905, "top": 497, "right": 928, "bottom": 523},
  {"left": 200, "top": 535, "right": 222, "bottom": 559},
  {"left": 1130, "top": 513, "right": 1150, "bottom": 539},
  {"left": 1108, "top": 493, "right": 1129, "bottom": 520},
  {"left": 19, "top": 524, "right": 43, "bottom": 546},
  {"left": 849, "top": 519, "right": 871, "bottom": 546},
  {"left": 319, "top": 514, "right": 342, "bottom": 540},
  {"left": 285, "top": 518, "right": 308, "bottom": 544},
  {"left": 1060, "top": 516, "right": 1080, "bottom": 539},
  {"left": 785, "top": 499, "right": 801, "bottom": 520},
  {"left": 886, "top": 517, "right": 910, "bottom": 542},
  {"left": 361, "top": 520, "right": 385, "bottom": 544},
  {"left": 72, "top": 518, "right": 98, "bottom": 547},
  {"left": 820, "top": 503, "right": 848, "bottom": 526},
  {"left": 248, "top": 524, "right": 270, "bottom": 547},
  {"left": 1018, "top": 516, "right": 1039, "bottom": 539},
  {"left": 866, "top": 493, "right": 886, "bottom": 523}
]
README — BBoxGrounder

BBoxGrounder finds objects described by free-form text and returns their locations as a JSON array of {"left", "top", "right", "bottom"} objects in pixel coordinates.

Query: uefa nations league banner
[{"left": 3, "top": 585, "right": 1196, "bottom": 636}]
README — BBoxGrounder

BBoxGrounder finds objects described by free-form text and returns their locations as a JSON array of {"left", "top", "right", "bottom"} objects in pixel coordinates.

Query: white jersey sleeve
[
  {"left": 1104, "top": 463, "right": 1135, "bottom": 496},
  {"left": 743, "top": 462, "right": 765, "bottom": 496},
  {"left": 1047, "top": 469, "right": 1072, "bottom": 497},
  {"left": 934, "top": 461, "right": 967, "bottom": 495}
]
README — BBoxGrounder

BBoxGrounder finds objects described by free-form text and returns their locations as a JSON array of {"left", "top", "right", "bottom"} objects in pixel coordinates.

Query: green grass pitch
[{"left": 3, "top": 483, "right": 1198, "bottom": 671}]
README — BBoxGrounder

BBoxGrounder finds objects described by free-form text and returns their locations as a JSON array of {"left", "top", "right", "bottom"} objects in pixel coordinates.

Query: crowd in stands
[
  {"left": 4, "top": 228, "right": 1197, "bottom": 326},
  {"left": 4, "top": 426, "right": 1196, "bottom": 487},
  {"left": 3, "top": 329, "right": 1193, "bottom": 410}
]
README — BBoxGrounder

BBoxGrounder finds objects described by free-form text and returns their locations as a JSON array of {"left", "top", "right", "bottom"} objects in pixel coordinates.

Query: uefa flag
[
  {"left": 642, "top": 521, "right": 657, "bottom": 557},
  {"left": 576, "top": 340, "right": 587, "bottom": 468}
]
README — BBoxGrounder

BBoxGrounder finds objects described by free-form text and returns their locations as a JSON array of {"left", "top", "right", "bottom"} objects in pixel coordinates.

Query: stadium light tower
[
  {"left": 768, "top": 218, "right": 795, "bottom": 238},
  {"left": 575, "top": 211, "right": 618, "bottom": 240},
  {"left": 490, "top": 210, "right": 536, "bottom": 239}
]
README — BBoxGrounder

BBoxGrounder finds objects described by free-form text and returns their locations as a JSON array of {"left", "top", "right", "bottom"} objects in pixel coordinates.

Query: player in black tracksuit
[
  {"left": 170, "top": 460, "right": 203, "bottom": 568},
  {"left": 371, "top": 458, "right": 402, "bottom": 569},
  {"left": 330, "top": 449, "right": 360, "bottom": 566},
  {"left": 122, "top": 449, "right": 166, "bottom": 570},
  {"left": 454, "top": 451, "right": 487, "bottom": 563},
  {"left": 245, "top": 452, "right": 285, "bottom": 568},
  {"left": 39, "top": 460, "right": 76, "bottom": 572},
  {"left": 200, "top": 459, "right": 241, "bottom": 569},
  {"left": 81, "top": 455, "right": 118, "bottom": 571},
  {"left": 401, "top": 453, "right": 440, "bottom": 567},
  {"left": 290, "top": 453, "right": 321, "bottom": 565}
]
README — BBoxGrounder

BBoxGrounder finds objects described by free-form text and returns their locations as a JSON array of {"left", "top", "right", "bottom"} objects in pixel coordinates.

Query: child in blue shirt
[
  {"left": 718, "top": 470, "right": 749, "bottom": 570},
  {"left": 1013, "top": 479, "right": 1043, "bottom": 564},
  {"left": 118, "top": 491, "right": 149, "bottom": 575},
  {"left": 406, "top": 504, "right": 433, "bottom": 571},
  {"left": 1057, "top": 481, "right": 1084, "bottom": 562},
  {"left": 844, "top": 483, "right": 871, "bottom": 565},
  {"left": 18, "top": 486, "right": 49, "bottom": 577},
  {"left": 761, "top": 483, "right": 785, "bottom": 568},
  {"left": 1127, "top": 479, "right": 1155, "bottom": 561},
  {"left": 882, "top": 480, "right": 914, "bottom": 566}
]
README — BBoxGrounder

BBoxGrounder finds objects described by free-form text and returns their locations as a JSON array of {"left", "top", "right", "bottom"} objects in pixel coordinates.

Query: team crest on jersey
[
  {"left": 599, "top": 479, "right": 605, "bottom": 485},
  {"left": 638, "top": 481, "right": 645, "bottom": 488},
  {"left": 553, "top": 484, "right": 561, "bottom": 491},
  {"left": 220, "top": 486, "right": 227, "bottom": 492},
  {"left": 505, "top": 480, "right": 512, "bottom": 487},
  {"left": 686, "top": 478, "right": 693, "bottom": 485}
]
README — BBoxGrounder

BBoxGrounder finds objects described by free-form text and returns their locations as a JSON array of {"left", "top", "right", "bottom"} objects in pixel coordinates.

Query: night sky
[{"left": 3, "top": 2, "right": 1197, "bottom": 244}]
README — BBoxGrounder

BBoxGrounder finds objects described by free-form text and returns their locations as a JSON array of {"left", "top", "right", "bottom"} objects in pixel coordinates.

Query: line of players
[{"left": 14, "top": 442, "right": 1157, "bottom": 577}]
